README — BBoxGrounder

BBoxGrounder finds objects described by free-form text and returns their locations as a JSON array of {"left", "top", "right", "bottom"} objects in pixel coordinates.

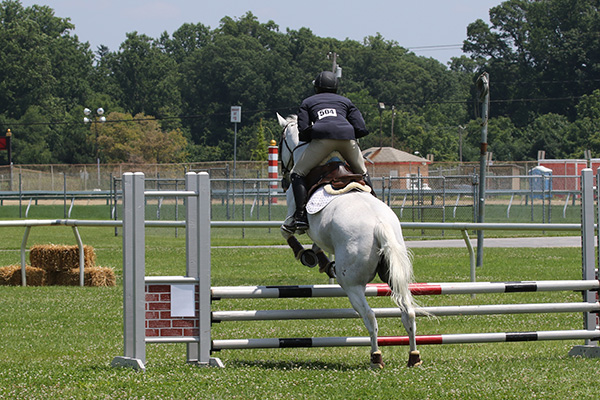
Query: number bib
[{"left": 317, "top": 108, "right": 337, "bottom": 119}]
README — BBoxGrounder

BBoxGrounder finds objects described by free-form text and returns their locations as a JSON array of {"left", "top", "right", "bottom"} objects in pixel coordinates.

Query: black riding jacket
[{"left": 297, "top": 92, "right": 369, "bottom": 142}]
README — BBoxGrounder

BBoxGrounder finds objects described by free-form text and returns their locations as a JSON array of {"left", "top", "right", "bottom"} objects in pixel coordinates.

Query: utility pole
[
  {"left": 476, "top": 72, "right": 490, "bottom": 268},
  {"left": 391, "top": 105, "right": 396, "bottom": 148},
  {"left": 458, "top": 125, "right": 465, "bottom": 163},
  {"left": 328, "top": 52, "right": 342, "bottom": 79},
  {"left": 378, "top": 102, "right": 385, "bottom": 147},
  {"left": 329, "top": 52, "right": 337, "bottom": 72}
]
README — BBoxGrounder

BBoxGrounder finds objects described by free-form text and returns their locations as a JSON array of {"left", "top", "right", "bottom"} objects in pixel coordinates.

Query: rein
[{"left": 279, "top": 120, "right": 308, "bottom": 184}]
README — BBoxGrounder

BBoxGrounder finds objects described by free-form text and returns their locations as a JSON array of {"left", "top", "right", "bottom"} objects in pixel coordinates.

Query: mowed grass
[{"left": 0, "top": 219, "right": 599, "bottom": 398}]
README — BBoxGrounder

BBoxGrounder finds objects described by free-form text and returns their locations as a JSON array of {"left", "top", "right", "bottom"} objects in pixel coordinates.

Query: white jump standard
[{"left": 111, "top": 172, "right": 223, "bottom": 371}]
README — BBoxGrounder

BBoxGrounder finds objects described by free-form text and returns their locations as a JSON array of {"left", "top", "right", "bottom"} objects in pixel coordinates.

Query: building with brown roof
[{"left": 362, "top": 147, "right": 431, "bottom": 180}]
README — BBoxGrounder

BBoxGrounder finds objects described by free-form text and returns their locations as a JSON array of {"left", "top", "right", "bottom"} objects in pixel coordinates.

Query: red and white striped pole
[{"left": 268, "top": 140, "right": 278, "bottom": 203}]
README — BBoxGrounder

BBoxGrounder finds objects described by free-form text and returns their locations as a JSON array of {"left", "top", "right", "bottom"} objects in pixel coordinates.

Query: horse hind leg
[
  {"left": 344, "top": 286, "right": 383, "bottom": 369},
  {"left": 378, "top": 258, "right": 421, "bottom": 366},
  {"left": 401, "top": 306, "right": 422, "bottom": 367},
  {"left": 313, "top": 244, "right": 336, "bottom": 279}
]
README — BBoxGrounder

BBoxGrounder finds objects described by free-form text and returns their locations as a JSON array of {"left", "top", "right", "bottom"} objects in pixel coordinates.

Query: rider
[{"left": 284, "top": 70, "right": 374, "bottom": 234}]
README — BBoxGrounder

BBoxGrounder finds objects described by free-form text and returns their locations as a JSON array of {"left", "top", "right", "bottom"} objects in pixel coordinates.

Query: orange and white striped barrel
[{"left": 268, "top": 140, "right": 278, "bottom": 203}]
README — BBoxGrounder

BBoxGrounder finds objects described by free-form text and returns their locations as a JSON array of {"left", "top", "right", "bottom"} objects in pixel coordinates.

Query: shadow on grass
[{"left": 225, "top": 359, "right": 372, "bottom": 371}]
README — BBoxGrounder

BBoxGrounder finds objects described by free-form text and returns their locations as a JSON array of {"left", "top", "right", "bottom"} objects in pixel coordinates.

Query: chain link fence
[{"left": 0, "top": 161, "right": 588, "bottom": 235}]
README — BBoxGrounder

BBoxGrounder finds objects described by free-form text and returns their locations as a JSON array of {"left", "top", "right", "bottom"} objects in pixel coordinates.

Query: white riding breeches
[{"left": 291, "top": 138, "right": 367, "bottom": 177}]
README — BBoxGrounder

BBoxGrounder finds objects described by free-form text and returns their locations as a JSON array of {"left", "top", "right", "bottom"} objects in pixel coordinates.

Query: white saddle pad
[
  {"left": 306, "top": 186, "right": 335, "bottom": 215},
  {"left": 305, "top": 183, "right": 371, "bottom": 214}
]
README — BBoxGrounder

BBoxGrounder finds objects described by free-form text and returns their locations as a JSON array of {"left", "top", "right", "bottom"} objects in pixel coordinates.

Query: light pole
[{"left": 84, "top": 107, "right": 106, "bottom": 188}]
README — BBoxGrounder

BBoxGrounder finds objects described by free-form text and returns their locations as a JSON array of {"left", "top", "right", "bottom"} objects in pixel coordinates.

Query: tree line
[{"left": 0, "top": 0, "right": 599, "bottom": 166}]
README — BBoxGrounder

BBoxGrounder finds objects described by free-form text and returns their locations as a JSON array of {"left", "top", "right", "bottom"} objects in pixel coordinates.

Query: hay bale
[
  {"left": 29, "top": 244, "right": 96, "bottom": 272},
  {"left": 0, "top": 265, "right": 46, "bottom": 286},
  {"left": 53, "top": 267, "right": 116, "bottom": 287},
  {"left": 43, "top": 271, "right": 60, "bottom": 286}
]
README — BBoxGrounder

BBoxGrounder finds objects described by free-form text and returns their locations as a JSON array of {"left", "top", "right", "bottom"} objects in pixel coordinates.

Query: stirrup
[
  {"left": 281, "top": 217, "right": 308, "bottom": 235},
  {"left": 281, "top": 223, "right": 296, "bottom": 234},
  {"left": 295, "top": 219, "right": 309, "bottom": 235}
]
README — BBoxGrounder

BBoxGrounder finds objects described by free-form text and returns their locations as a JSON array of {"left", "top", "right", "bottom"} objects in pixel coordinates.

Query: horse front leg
[
  {"left": 281, "top": 226, "right": 319, "bottom": 268},
  {"left": 344, "top": 286, "right": 383, "bottom": 369},
  {"left": 400, "top": 306, "right": 422, "bottom": 367}
]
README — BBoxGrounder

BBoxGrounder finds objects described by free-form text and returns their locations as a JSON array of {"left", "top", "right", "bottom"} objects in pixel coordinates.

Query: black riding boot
[
  {"left": 363, "top": 173, "right": 377, "bottom": 198},
  {"left": 290, "top": 173, "right": 309, "bottom": 233}
]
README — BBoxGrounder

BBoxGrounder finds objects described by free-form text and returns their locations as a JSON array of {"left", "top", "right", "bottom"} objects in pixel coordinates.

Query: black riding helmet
[{"left": 313, "top": 71, "right": 338, "bottom": 94}]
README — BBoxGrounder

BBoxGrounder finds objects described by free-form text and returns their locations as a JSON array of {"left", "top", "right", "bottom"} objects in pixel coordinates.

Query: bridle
[{"left": 278, "top": 120, "right": 308, "bottom": 190}]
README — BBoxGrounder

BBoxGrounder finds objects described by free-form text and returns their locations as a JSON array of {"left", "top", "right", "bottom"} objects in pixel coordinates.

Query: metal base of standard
[
  {"left": 188, "top": 357, "right": 225, "bottom": 368},
  {"left": 111, "top": 356, "right": 146, "bottom": 371},
  {"left": 569, "top": 345, "right": 600, "bottom": 358}
]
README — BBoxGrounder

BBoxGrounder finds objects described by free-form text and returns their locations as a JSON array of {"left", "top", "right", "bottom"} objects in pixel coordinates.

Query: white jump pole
[
  {"left": 212, "top": 302, "right": 600, "bottom": 322},
  {"left": 211, "top": 280, "right": 600, "bottom": 299},
  {"left": 212, "top": 330, "right": 600, "bottom": 351}
]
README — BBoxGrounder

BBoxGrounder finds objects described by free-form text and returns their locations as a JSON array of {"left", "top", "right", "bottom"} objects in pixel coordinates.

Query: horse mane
[{"left": 284, "top": 114, "right": 298, "bottom": 124}]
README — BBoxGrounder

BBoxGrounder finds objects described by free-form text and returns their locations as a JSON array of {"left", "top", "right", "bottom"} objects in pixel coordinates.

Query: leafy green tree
[
  {"left": 464, "top": 0, "right": 600, "bottom": 125},
  {"left": 0, "top": 1, "right": 93, "bottom": 117},
  {"left": 486, "top": 116, "right": 526, "bottom": 161},
  {"left": 249, "top": 119, "right": 268, "bottom": 161},
  {"left": 159, "top": 22, "right": 211, "bottom": 63},
  {"left": 573, "top": 89, "right": 600, "bottom": 156},
  {"left": 0, "top": 1, "right": 99, "bottom": 163},
  {"left": 107, "top": 32, "right": 182, "bottom": 119},
  {"left": 11, "top": 2, "right": 576, "bottom": 164},
  {"left": 11, "top": 106, "right": 53, "bottom": 164},
  {"left": 523, "top": 113, "right": 574, "bottom": 159},
  {"left": 51, "top": 109, "right": 95, "bottom": 164},
  {"left": 178, "top": 13, "right": 295, "bottom": 151},
  {"left": 96, "top": 112, "right": 188, "bottom": 163},
  {"left": 576, "top": 89, "right": 600, "bottom": 121}
]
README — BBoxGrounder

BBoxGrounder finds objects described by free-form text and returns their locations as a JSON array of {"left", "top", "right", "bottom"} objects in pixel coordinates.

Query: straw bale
[
  {"left": 43, "top": 271, "right": 60, "bottom": 286},
  {"left": 29, "top": 244, "right": 96, "bottom": 272},
  {"left": 0, "top": 265, "right": 46, "bottom": 286},
  {"left": 53, "top": 267, "right": 116, "bottom": 287}
]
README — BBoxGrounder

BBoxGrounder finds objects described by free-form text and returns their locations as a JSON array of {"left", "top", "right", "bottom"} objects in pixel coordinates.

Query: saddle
[{"left": 305, "top": 161, "right": 367, "bottom": 198}]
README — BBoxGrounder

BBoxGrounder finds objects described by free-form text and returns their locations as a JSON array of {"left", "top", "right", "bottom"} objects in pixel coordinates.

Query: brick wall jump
[{"left": 145, "top": 284, "right": 199, "bottom": 338}]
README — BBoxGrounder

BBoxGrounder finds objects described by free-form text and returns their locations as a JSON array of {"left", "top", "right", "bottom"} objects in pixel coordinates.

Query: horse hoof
[
  {"left": 407, "top": 350, "right": 422, "bottom": 367},
  {"left": 299, "top": 249, "right": 318, "bottom": 268},
  {"left": 370, "top": 350, "right": 384, "bottom": 369}
]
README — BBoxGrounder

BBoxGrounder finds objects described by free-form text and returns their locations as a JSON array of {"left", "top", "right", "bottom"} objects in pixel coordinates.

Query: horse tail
[{"left": 375, "top": 222, "right": 415, "bottom": 312}]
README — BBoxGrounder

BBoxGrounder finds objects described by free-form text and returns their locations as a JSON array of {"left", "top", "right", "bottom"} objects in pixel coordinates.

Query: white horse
[{"left": 277, "top": 113, "right": 422, "bottom": 368}]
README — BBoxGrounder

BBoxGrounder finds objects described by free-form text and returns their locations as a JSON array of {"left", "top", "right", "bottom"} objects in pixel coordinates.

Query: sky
[{"left": 20, "top": 0, "right": 503, "bottom": 65}]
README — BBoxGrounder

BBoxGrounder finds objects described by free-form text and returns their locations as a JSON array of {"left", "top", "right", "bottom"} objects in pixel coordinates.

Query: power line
[
  {"left": 407, "top": 44, "right": 463, "bottom": 52},
  {"left": 2, "top": 94, "right": 589, "bottom": 128}
]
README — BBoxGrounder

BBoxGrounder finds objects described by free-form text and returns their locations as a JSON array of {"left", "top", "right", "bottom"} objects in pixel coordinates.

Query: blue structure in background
[{"left": 529, "top": 166, "right": 553, "bottom": 199}]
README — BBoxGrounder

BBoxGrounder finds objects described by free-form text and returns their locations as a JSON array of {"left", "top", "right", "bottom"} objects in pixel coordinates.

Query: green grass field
[{"left": 0, "top": 206, "right": 599, "bottom": 399}]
